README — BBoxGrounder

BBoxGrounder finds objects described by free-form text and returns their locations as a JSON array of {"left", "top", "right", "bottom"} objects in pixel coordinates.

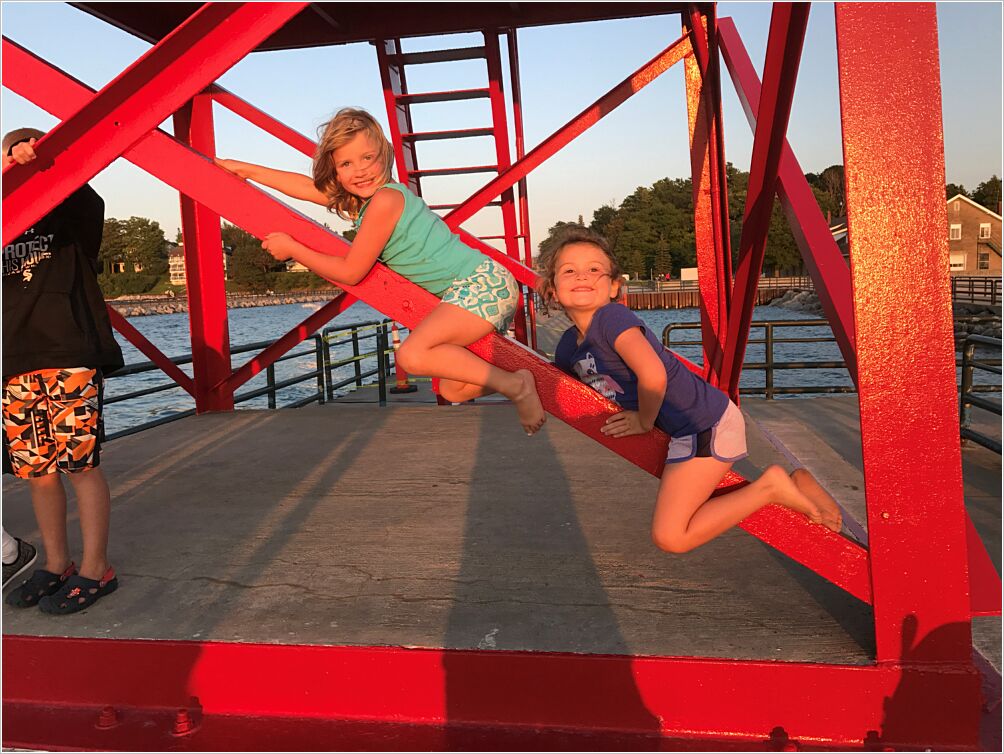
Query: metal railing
[
  {"left": 662, "top": 319, "right": 1002, "bottom": 400},
  {"left": 628, "top": 275, "right": 813, "bottom": 294},
  {"left": 959, "top": 334, "right": 1002, "bottom": 454},
  {"left": 104, "top": 319, "right": 399, "bottom": 441},
  {"left": 951, "top": 276, "right": 1001, "bottom": 306}
]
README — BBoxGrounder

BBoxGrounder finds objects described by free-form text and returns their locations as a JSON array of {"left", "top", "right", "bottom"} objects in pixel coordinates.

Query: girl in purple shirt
[{"left": 541, "top": 227, "right": 841, "bottom": 553}]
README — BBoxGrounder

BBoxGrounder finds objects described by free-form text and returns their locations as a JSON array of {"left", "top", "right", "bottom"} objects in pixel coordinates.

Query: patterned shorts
[
  {"left": 2, "top": 368, "right": 104, "bottom": 479},
  {"left": 666, "top": 400, "right": 748, "bottom": 464},
  {"left": 440, "top": 258, "right": 519, "bottom": 333}
]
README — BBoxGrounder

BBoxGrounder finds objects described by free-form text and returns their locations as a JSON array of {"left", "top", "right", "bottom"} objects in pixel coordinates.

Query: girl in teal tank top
[{"left": 215, "top": 108, "right": 546, "bottom": 435}]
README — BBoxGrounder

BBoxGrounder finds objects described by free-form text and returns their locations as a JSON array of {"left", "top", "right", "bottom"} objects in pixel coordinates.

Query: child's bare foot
[
  {"left": 790, "top": 468, "right": 842, "bottom": 533},
  {"left": 761, "top": 464, "right": 824, "bottom": 526},
  {"left": 509, "top": 369, "right": 546, "bottom": 436}
]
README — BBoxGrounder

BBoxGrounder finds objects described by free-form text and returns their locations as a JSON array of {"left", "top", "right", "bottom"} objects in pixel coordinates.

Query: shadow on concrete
[
  {"left": 873, "top": 614, "right": 995, "bottom": 751},
  {"left": 442, "top": 409, "right": 661, "bottom": 743}
]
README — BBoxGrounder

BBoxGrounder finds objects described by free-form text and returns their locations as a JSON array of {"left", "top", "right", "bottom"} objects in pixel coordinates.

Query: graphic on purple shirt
[{"left": 554, "top": 303, "right": 729, "bottom": 437}]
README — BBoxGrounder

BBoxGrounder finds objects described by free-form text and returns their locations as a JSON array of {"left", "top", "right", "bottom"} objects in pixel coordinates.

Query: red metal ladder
[{"left": 374, "top": 31, "right": 535, "bottom": 348}]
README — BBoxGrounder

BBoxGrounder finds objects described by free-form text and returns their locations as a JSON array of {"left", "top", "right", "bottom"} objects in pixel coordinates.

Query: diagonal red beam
[
  {"left": 106, "top": 308, "right": 195, "bottom": 396},
  {"left": 208, "top": 83, "right": 316, "bottom": 158},
  {"left": 1, "top": 2, "right": 307, "bottom": 247},
  {"left": 718, "top": 16, "right": 858, "bottom": 385},
  {"left": 443, "top": 33, "right": 693, "bottom": 227},
  {"left": 222, "top": 292, "right": 357, "bottom": 393},
  {"left": 3, "top": 38, "right": 873, "bottom": 606},
  {"left": 720, "top": 3, "right": 810, "bottom": 400}
]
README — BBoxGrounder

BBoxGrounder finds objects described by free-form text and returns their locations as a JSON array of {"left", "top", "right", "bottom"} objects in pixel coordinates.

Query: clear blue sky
[{"left": 2, "top": 1, "right": 1001, "bottom": 249}]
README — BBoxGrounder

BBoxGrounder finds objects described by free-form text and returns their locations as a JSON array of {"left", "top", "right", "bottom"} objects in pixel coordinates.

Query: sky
[{"left": 1, "top": 1, "right": 1002, "bottom": 251}]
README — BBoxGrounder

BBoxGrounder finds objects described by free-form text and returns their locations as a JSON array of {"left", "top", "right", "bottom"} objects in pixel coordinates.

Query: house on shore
[{"left": 947, "top": 194, "right": 1001, "bottom": 275}]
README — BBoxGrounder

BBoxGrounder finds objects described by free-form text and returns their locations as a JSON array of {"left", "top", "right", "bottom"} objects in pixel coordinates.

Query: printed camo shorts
[
  {"left": 440, "top": 258, "right": 519, "bottom": 333},
  {"left": 2, "top": 368, "right": 104, "bottom": 479}
]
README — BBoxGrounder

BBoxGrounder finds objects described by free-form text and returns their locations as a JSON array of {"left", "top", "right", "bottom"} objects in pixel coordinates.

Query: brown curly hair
[
  {"left": 312, "top": 108, "right": 395, "bottom": 220},
  {"left": 535, "top": 225, "right": 623, "bottom": 309}
]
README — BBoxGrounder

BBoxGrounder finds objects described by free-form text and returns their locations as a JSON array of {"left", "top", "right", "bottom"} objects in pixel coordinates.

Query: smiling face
[
  {"left": 332, "top": 131, "right": 386, "bottom": 199},
  {"left": 552, "top": 242, "right": 621, "bottom": 314}
]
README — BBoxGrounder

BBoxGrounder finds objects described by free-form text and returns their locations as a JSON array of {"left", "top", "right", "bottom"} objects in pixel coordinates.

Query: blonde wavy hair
[{"left": 313, "top": 108, "right": 395, "bottom": 220}]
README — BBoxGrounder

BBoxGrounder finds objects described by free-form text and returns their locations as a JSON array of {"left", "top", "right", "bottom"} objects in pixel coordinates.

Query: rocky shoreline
[
  {"left": 107, "top": 289, "right": 342, "bottom": 317},
  {"left": 769, "top": 289, "right": 1002, "bottom": 341}
]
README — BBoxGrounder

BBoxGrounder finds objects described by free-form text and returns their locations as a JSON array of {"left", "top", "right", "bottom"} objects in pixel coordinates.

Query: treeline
[
  {"left": 96, "top": 218, "right": 334, "bottom": 297},
  {"left": 541, "top": 166, "right": 1001, "bottom": 279}
]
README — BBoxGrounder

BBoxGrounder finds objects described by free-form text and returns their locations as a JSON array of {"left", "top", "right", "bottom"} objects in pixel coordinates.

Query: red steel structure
[{"left": 1, "top": 2, "right": 999, "bottom": 749}]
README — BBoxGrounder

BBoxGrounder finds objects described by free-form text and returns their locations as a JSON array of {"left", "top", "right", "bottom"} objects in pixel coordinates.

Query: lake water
[{"left": 104, "top": 302, "right": 1001, "bottom": 437}]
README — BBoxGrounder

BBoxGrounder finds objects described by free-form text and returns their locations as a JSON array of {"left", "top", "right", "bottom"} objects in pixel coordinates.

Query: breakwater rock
[
  {"left": 769, "top": 291, "right": 1002, "bottom": 341},
  {"left": 107, "top": 290, "right": 342, "bottom": 317}
]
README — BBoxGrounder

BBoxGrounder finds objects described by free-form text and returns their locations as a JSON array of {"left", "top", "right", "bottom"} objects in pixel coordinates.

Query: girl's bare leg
[
  {"left": 396, "top": 303, "right": 546, "bottom": 434},
  {"left": 651, "top": 460, "right": 832, "bottom": 554}
]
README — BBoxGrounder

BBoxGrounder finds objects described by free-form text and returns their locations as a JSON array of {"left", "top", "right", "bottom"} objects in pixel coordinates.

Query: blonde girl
[{"left": 217, "top": 108, "right": 545, "bottom": 435}]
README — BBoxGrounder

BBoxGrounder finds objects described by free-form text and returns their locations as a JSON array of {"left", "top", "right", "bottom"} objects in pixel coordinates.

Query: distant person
[
  {"left": 215, "top": 107, "right": 545, "bottom": 435},
  {"left": 3, "top": 128, "right": 123, "bottom": 613},
  {"left": 536, "top": 226, "right": 841, "bottom": 553}
]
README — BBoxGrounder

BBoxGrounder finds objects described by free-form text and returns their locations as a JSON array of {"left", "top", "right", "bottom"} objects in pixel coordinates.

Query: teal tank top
[{"left": 353, "top": 182, "right": 483, "bottom": 297}]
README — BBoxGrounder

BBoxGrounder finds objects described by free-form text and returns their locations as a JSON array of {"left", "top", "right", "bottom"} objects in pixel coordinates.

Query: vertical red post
[
  {"left": 376, "top": 39, "right": 421, "bottom": 196},
  {"left": 506, "top": 29, "right": 538, "bottom": 351},
  {"left": 835, "top": 3, "right": 974, "bottom": 667},
  {"left": 174, "top": 92, "right": 233, "bottom": 413},
  {"left": 484, "top": 30, "right": 528, "bottom": 345},
  {"left": 684, "top": 7, "right": 733, "bottom": 385}
]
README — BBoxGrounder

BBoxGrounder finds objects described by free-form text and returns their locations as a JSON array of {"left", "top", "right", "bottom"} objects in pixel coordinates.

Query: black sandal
[
  {"left": 4, "top": 563, "right": 77, "bottom": 608},
  {"left": 39, "top": 567, "right": 118, "bottom": 615}
]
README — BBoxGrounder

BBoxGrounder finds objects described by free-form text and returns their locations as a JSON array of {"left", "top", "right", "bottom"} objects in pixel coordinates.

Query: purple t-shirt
[{"left": 554, "top": 303, "right": 729, "bottom": 437}]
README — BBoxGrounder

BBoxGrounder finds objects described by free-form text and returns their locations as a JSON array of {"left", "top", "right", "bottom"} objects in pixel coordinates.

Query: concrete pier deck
[{"left": 2, "top": 395, "right": 999, "bottom": 672}]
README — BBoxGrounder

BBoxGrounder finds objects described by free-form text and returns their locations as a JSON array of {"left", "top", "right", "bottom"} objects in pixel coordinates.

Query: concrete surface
[{"left": 2, "top": 393, "right": 997, "bottom": 674}]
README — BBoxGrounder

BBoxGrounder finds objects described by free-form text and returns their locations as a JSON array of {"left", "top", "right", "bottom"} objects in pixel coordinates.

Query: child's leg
[
  {"left": 395, "top": 302, "right": 546, "bottom": 434},
  {"left": 65, "top": 468, "right": 111, "bottom": 581},
  {"left": 651, "top": 460, "right": 830, "bottom": 554},
  {"left": 27, "top": 474, "right": 72, "bottom": 573}
]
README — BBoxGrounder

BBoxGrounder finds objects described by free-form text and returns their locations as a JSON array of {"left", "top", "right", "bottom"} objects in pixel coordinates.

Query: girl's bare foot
[
  {"left": 791, "top": 468, "right": 842, "bottom": 533},
  {"left": 761, "top": 464, "right": 824, "bottom": 526},
  {"left": 509, "top": 369, "right": 546, "bottom": 436}
]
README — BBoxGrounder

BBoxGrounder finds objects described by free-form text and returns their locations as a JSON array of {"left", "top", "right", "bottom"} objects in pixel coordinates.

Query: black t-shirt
[{"left": 2, "top": 185, "right": 124, "bottom": 380}]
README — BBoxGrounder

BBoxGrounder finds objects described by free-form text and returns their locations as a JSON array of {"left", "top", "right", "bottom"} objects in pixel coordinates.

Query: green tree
[
  {"left": 589, "top": 204, "right": 619, "bottom": 239},
  {"left": 223, "top": 222, "right": 278, "bottom": 292},
  {"left": 98, "top": 216, "right": 167, "bottom": 296},
  {"left": 945, "top": 183, "right": 969, "bottom": 200},
  {"left": 971, "top": 175, "right": 1002, "bottom": 212}
]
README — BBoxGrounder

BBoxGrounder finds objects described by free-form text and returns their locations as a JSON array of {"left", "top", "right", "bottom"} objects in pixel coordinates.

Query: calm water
[{"left": 105, "top": 302, "right": 1000, "bottom": 437}]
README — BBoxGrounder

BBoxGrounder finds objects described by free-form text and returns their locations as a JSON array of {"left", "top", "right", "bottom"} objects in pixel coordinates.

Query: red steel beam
[
  {"left": 2, "top": 636, "right": 981, "bottom": 749},
  {"left": 720, "top": 3, "right": 810, "bottom": 401},
  {"left": 1, "top": 2, "right": 307, "bottom": 247},
  {"left": 174, "top": 93, "right": 234, "bottom": 413},
  {"left": 444, "top": 33, "right": 693, "bottom": 227},
  {"left": 506, "top": 28, "right": 540, "bottom": 351},
  {"left": 105, "top": 308, "right": 195, "bottom": 396},
  {"left": 684, "top": 9, "right": 733, "bottom": 386},
  {"left": 718, "top": 16, "right": 858, "bottom": 385},
  {"left": 835, "top": 3, "right": 974, "bottom": 663},
  {"left": 222, "top": 292, "right": 356, "bottom": 392},
  {"left": 207, "top": 84, "right": 316, "bottom": 158},
  {"left": 3, "top": 38, "right": 874, "bottom": 606}
]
